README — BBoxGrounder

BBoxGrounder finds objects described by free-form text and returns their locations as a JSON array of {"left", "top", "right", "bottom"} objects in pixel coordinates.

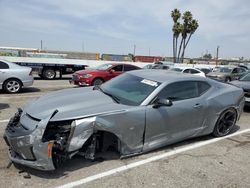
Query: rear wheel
[
  {"left": 225, "top": 77, "right": 231, "bottom": 82},
  {"left": 213, "top": 108, "right": 237, "bottom": 137},
  {"left": 43, "top": 68, "right": 56, "bottom": 80},
  {"left": 3, "top": 79, "right": 22, "bottom": 93},
  {"left": 92, "top": 78, "right": 104, "bottom": 86}
]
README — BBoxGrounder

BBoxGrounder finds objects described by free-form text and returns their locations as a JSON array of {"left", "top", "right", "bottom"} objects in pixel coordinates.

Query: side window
[
  {"left": 124, "top": 65, "right": 139, "bottom": 71},
  {"left": 190, "top": 69, "right": 200, "bottom": 74},
  {"left": 238, "top": 68, "right": 247, "bottom": 73},
  {"left": 157, "top": 81, "right": 199, "bottom": 101},
  {"left": 0, "top": 61, "right": 9, "bottom": 69},
  {"left": 232, "top": 68, "right": 238, "bottom": 73},
  {"left": 198, "top": 81, "right": 211, "bottom": 95},
  {"left": 112, "top": 65, "right": 123, "bottom": 72},
  {"left": 183, "top": 69, "right": 191, "bottom": 73}
]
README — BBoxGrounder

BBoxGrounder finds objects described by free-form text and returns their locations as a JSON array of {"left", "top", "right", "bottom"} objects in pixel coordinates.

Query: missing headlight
[{"left": 42, "top": 120, "right": 72, "bottom": 168}]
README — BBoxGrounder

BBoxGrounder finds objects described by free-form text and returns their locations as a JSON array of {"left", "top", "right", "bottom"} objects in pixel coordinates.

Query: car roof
[
  {"left": 128, "top": 69, "right": 207, "bottom": 83},
  {"left": 174, "top": 67, "right": 200, "bottom": 70}
]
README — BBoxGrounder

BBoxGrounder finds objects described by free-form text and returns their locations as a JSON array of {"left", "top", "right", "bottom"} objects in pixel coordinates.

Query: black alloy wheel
[{"left": 213, "top": 108, "right": 237, "bottom": 137}]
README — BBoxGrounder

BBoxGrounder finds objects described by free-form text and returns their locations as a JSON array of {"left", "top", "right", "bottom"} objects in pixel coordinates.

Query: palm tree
[
  {"left": 171, "top": 9, "right": 199, "bottom": 63},
  {"left": 180, "top": 19, "right": 199, "bottom": 62},
  {"left": 171, "top": 9, "right": 181, "bottom": 63}
]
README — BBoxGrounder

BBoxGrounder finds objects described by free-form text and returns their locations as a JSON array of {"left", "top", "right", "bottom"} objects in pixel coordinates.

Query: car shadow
[
  {"left": 244, "top": 106, "right": 250, "bottom": 113},
  {"left": 0, "top": 87, "right": 40, "bottom": 94},
  {"left": 12, "top": 125, "right": 241, "bottom": 179},
  {"left": 0, "top": 103, "right": 10, "bottom": 110},
  {"left": 19, "top": 87, "right": 41, "bottom": 93},
  {"left": 13, "top": 151, "right": 119, "bottom": 179},
  {"left": 34, "top": 77, "right": 72, "bottom": 80}
]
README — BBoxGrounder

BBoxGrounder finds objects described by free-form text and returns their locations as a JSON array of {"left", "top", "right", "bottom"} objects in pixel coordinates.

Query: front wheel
[
  {"left": 212, "top": 108, "right": 237, "bottom": 137},
  {"left": 92, "top": 78, "right": 104, "bottom": 86},
  {"left": 225, "top": 77, "right": 231, "bottom": 83},
  {"left": 4, "top": 79, "right": 22, "bottom": 93}
]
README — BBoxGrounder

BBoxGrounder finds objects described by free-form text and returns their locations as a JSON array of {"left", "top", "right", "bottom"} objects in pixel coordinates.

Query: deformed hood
[{"left": 24, "top": 87, "right": 132, "bottom": 121}]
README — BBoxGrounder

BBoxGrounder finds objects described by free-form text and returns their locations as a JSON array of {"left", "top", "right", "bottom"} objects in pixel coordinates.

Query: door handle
[{"left": 193, "top": 103, "right": 203, "bottom": 109}]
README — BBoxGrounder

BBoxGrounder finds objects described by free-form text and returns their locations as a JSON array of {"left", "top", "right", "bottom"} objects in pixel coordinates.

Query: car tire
[
  {"left": 3, "top": 78, "right": 22, "bottom": 93},
  {"left": 42, "top": 68, "right": 56, "bottom": 80},
  {"left": 212, "top": 108, "right": 237, "bottom": 137},
  {"left": 225, "top": 77, "right": 231, "bottom": 82},
  {"left": 92, "top": 78, "right": 104, "bottom": 86}
]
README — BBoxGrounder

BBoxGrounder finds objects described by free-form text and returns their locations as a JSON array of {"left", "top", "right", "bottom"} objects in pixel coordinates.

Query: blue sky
[{"left": 0, "top": 0, "right": 250, "bottom": 58}]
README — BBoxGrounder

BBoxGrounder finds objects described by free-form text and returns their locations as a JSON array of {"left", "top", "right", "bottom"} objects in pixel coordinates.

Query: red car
[{"left": 70, "top": 63, "right": 141, "bottom": 86}]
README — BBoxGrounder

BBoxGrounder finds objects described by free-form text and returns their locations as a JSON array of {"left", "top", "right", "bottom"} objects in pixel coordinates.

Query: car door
[
  {"left": 143, "top": 81, "right": 210, "bottom": 152},
  {"left": 0, "top": 61, "right": 10, "bottom": 87},
  {"left": 237, "top": 68, "right": 247, "bottom": 79},
  {"left": 106, "top": 65, "right": 123, "bottom": 80},
  {"left": 231, "top": 68, "right": 242, "bottom": 80}
]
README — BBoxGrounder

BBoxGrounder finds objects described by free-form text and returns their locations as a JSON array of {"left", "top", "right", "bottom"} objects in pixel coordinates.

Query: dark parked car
[
  {"left": 4, "top": 70, "right": 244, "bottom": 171},
  {"left": 230, "top": 71, "right": 250, "bottom": 106},
  {"left": 207, "top": 66, "right": 248, "bottom": 82},
  {"left": 70, "top": 63, "right": 140, "bottom": 86}
]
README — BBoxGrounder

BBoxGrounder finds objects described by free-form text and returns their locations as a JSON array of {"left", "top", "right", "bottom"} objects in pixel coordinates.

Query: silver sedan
[
  {"left": 0, "top": 60, "right": 33, "bottom": 93},
  {"left": 4, "top": 70, "right": 244, "bottom": 170}
]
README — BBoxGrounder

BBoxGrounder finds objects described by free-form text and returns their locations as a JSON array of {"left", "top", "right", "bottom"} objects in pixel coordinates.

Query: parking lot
[{"left": 0, "top": 76, "right": 250, "bottom": 188}]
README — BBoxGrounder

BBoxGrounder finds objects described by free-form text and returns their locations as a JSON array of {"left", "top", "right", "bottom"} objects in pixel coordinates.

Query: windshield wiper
[{"left": 93, "top": 85, "right": 120, "bottom": 103}]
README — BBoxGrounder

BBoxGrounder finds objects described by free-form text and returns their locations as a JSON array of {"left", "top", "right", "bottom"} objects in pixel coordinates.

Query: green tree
[
  {"left": 203, "top": 53, "right": 212, "bottom": 59},
  {"left": 171, "top": 9, "right": 199, "bottom": 63}
]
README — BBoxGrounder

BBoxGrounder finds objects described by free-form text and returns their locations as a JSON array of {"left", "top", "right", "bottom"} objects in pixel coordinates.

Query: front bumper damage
[{"left": 4, "top": 109, "right": 56, "bottom": 171}]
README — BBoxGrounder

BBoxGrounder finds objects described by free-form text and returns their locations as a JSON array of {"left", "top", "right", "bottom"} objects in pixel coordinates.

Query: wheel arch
[
  {"left": 3, "top": 77, "right": 23, "bottom": 87},
  {"left": 91, "top": 77, "right": 105, "bottom": 85}
]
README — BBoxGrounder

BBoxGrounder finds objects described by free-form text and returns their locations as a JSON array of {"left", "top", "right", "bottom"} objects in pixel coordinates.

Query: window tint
[
  {"left": 124, "top": 65, "right": 139, "bottom": 71},
  {"left": 198, "top": 82, "right": 211, "bottom": 95},
  {"left": 158, "top": 81, "right": 211, "bottom": 101},
  {"left": 238, "top": 68, "right": 247, "bottom": 73},
  {"left": 190, "top": 69, "right": 200, "bottom": 74},
  {"left": 112, "top": 65, "right": 123, "bottom": 72},
  {"left": 232, "top": 68, "right": 238, "bottom": 73},
  {"left": 158, "top": 81, "right": 199, "bottom": 101},
  {"left": 183, "top": 69, "right": 190, "bottom": 73},
  {"left": 184, "top": 69, "right": 200, "bottom": 74},
  {"left": 0, "top": 61, "right": 9, "bottom": 69}
]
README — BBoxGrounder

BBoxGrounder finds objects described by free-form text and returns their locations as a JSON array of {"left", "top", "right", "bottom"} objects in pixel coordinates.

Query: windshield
[
  {"left": 170, "top": 68, "right": 182, "bottom": 72},
  {"left": 96, "top": 63, "right": 113, "bottom": 70},
  {"left": 100, "top": 73, "right": 161, "bottom": 106},
  {"left": 239, "top": 72, "right": 250, "bottom": 81},
  {"left": 213, "top": 67, "right": 233, "bottom": 73}
]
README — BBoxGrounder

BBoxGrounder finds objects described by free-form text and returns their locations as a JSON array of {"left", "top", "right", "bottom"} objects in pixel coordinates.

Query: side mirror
[{"left": 153, "top": 98, "right": 173, "bottom": 109}]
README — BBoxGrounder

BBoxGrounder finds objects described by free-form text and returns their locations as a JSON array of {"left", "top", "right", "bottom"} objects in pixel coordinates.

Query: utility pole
[
  {"left": 149, "top": 48, "right": 151, "bottom": 56},
  {"left": 133, "top": 44, "right": 136, "bottom": 56},
  {"left": 40, "top": 40, "right": 43, "bottom": 51},
  {"left": 216, "top": 45, "right": 220, "bottom": 66}
]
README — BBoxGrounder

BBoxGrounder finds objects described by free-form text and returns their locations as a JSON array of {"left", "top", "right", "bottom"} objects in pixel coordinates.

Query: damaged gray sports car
[{"left": 4, "top": 70, "right": 245, "bottom": 171}]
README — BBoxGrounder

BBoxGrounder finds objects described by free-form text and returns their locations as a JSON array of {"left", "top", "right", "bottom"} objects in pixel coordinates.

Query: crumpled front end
[{"left": 4, "top": 109, "right": 56, "bottom": 171}]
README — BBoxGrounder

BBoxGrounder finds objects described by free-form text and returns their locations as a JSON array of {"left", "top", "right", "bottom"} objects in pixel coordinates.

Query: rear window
[
  {"left": 198, "top": 81, "right": 211, "bottom": 95},
  {"left": 0, "top": 61, "right": 9, "bottom": 69}
]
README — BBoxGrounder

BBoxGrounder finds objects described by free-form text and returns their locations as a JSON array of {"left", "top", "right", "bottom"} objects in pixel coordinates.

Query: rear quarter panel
[{"left": 202, "top": 81, "right": 244, "bottom": 134}]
